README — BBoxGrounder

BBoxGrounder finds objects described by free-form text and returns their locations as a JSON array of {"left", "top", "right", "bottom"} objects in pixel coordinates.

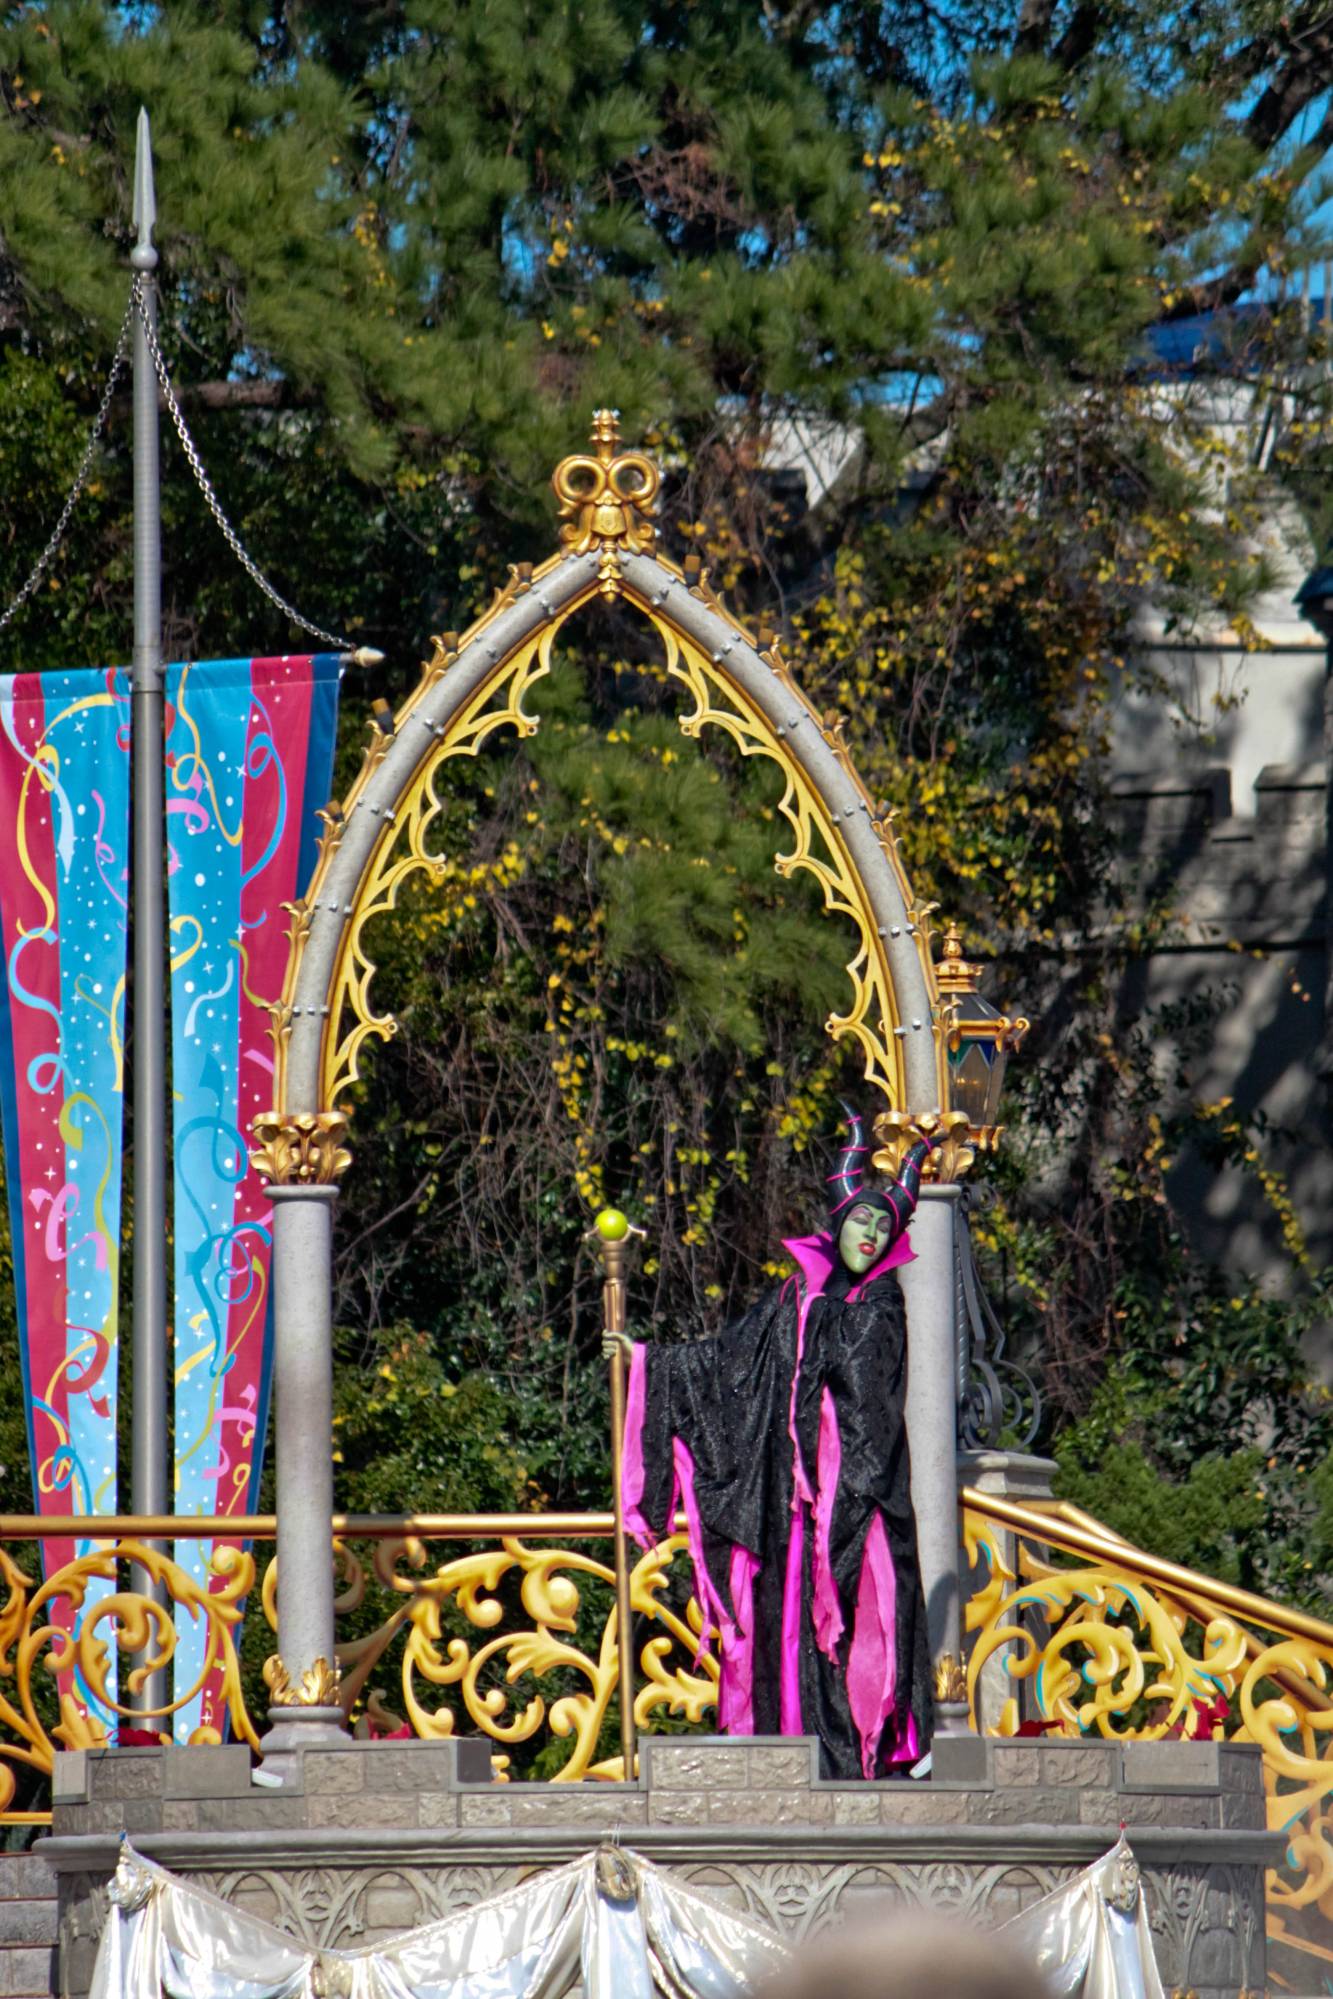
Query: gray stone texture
[
  {"left": 0, "top": 1864, "right": 53, "bottom": 1906},
  {"left": 0, "top": 1852, "right": 58, "bottom": 1999},
  {"left": 88, "top": 1748, "right": 162, "bottom": 1799},
  {"left": 43, "top": 1727, "right": 1276, "bottom": 1999},
  {"left": 0, "top": 1947, "right": 54, "bottom": 1997},
  {"left": 163, "top": 1747, "right": 253, "bottom": 1801},
  {"left": 0, "top": 1907, "right": 54, "bottom": 1949},
  {"left": 269, "top": 1186, "right": 341, "bottom": 1701},
  {"left": 930, "top": 1734, "right": 991, "bottom": 1786},
  {"left": 1107, "top": 759, "right": 1333, "bottom": 1337},
  {"left": 899, "top": 1188, "right": 963, "bottom": 1667},
  {"left": 1121, "top": 1739, "right": 1242, "bottom": 1792}
]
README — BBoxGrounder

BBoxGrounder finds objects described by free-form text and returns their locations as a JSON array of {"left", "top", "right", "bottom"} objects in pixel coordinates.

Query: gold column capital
[
  {"left": 249, "top": 1110, "right": 352, "bottom": 1187},
  {"left": 873, "top": 1108, "right": 976, "bottom": 1183}
]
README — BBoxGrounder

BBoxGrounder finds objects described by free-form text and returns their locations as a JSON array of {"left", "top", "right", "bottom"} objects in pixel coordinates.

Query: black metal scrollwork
[{"left": 955, "top": 1190, "right": 1042, "bottom": 1450}]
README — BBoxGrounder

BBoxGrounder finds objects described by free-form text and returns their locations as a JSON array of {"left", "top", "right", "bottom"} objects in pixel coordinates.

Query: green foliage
[
  {"left": 1054, "top": 1435, "right": 1271, "bottom": 1586},
  {"left": 331, "top": 1324, "right": 537, "bottom": 1515}
]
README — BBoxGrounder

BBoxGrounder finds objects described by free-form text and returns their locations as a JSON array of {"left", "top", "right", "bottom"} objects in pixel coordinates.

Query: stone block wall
[
  {"left": 1108, "top": 760, "right": 1333, "bottom": 1329},
  {"left": 0, "top": 1858, "right": 55, "bottom": 1999},
  {"left": 44, "top": 1733, "right": 1276, "bottom": 1999}
]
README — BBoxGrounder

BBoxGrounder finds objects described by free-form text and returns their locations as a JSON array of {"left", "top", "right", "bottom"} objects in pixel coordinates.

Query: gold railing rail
[
  {"left": 959, "top": 1486, "right": 1333, "bottom": 1649},
  {"left": 0, "top": 1514, "right": 630, "bottom": 1539}
]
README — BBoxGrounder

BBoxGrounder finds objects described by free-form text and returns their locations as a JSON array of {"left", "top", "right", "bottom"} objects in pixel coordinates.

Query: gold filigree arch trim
[
  {"left": 645, "top": 615, "right": 909, "bottom": 1102},
  {"left": 272, "top": 435, "right": 946, "bottom": 1121},
  {"left": 311, "top": 612, "right": 575, "bottom": 1114}
]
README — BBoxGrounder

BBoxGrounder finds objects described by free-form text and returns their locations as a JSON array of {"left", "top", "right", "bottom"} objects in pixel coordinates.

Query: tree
[{"left": 0, "top": 1, "right": 1329, "bottom": 1597}]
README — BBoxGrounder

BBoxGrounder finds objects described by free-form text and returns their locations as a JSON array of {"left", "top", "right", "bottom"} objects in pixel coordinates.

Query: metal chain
[
  {"left": 0, "top": 284, "right": 140, "bottom": 637},
  {"left": 132, "top": 280, "right": 352, "bottom": 649}
]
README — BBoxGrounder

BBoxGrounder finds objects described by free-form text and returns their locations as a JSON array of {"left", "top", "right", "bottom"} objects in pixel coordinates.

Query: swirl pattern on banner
[
  {"left": 166, "top": 655, "right": 341, "bottom": 1741},
  {"left": 0, "top": 668, "right": 131, "bottom": 1733}
]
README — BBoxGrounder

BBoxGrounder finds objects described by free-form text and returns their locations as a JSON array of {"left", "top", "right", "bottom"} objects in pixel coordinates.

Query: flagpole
[{"left": 129, "top": 106, "right": 169, "bottom": 1715}]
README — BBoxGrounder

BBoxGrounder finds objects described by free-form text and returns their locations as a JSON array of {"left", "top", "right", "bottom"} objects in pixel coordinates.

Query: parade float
[{"left": 0, "top": 115, "right": 1324, "bottom": 1999}]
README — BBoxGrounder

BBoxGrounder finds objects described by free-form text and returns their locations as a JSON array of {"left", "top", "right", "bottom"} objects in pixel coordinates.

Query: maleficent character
[{"left": 605, "top": 1109, "right": 936, "bottom": 1780}]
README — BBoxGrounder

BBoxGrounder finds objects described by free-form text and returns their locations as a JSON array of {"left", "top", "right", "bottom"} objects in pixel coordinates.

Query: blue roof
[{"left": 1141, "top": 299, "right": 1323, "bottom": 374}]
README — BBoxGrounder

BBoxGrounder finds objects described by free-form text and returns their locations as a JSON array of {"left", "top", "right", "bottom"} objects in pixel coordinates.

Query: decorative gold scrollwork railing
[
  {"left": 0, "top": 1531, "right": 261, "bottom": 1819},
  {"left": 0, "top": 1514, "right": 714, "bottom": 1812},
  {"left": 961, "top": 1488, "right": 1333, "bottom": 1982},
  {"left": 0, "top": 1496, "right": 1328, "bottom": 1977},
  {"left": 261, "top": 1526, "right": 715, "bottom": 1778}
]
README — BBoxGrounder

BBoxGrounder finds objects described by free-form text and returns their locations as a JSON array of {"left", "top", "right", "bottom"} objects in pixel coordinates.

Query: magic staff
[{"left": 594, "top": 1206, "right": 642, "bottom": 1778}]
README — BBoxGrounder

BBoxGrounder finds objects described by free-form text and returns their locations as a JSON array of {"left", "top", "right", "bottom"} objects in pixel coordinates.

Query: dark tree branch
[
  {"left": 111, "top": 379, "right": 316, "bottom": 416},
  {"left": 1052, "top": 1, "right": 1105, "bottom": 71},
  {"left": 1244, "top": 17, "right": 1333, "bottom": 149},
  {"left": 1013, "top": 0, "right": 1059, "bottom": 56}
]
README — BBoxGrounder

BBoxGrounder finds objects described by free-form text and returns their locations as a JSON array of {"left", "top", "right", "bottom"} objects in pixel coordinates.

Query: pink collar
[{"left": 782, "top": 1227, "right": 915, "bottom": 1304}]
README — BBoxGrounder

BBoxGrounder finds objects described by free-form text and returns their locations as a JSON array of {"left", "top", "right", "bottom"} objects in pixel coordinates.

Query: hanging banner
[
  {"left": 166, "top": 655, "right": 341, "bottom": 1739},
  {"left": 0, "top": 668, "right": 131, "bottom": 1734}
]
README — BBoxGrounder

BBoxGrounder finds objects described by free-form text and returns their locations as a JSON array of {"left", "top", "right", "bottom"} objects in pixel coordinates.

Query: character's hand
[{"left": 601, "top": 1329, "right": 634, "bottom": 1364}]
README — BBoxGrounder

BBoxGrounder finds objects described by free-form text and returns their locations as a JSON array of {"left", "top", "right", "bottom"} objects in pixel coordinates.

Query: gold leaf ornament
[
  {"left": 933, "top": 1651, "right": 968, "bottom": 1702},
  {"left": 264, "top": 1653, "right": 342, "bottom": 1707},
  {"left": 874, "top": 1107, "right": 975, "bottom": 1183},
  {"left": 249, "top": 1111, "right": 352, "bottom": 1187}
]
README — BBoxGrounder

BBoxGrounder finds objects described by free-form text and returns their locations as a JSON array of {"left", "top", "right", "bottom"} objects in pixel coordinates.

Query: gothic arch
[{"left": 268, "top": 418, "right": 948, "bottom": 1140}]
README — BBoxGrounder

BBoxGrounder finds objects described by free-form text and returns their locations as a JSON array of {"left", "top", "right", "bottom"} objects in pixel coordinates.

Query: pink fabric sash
[
  {"left": 719, "top": 1545, "right": 759, "bottom": 1734},
  {"left": 779, "top": 1507, "right": 806, "bottom": 1734},
  {"left": 812, "top": 1386, "right": 845, "bottom": 1660},
  {"left": 621, "top": 1342, "right": 653, "bottom": 1547},
  {"left": 846, "top": 1511, "right": 900, "bottom": 1777}
]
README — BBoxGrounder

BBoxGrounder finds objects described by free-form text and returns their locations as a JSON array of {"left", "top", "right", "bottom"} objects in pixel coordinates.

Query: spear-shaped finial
[
  {"left": 131, "top": 106, "right": 158, "bottom": 272},
  {"left": 590, "top": 407, "right": 621, "bottom": 463}
]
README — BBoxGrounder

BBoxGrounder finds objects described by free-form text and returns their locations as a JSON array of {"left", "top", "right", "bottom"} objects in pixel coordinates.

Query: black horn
[{"left": 827, "top": 1100, "right": 867, "bottom": 1219}]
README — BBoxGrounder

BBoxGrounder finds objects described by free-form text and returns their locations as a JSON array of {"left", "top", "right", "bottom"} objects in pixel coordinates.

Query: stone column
[
  {"left": 899, "top": 1182, "right": 964, "bottom": 1704},
  {"left": 956, "top": 1448, "right": 1059, "bottom": 1736},
  {"left": 249, "top": 1112, "right": 352, "bottom": 1766}
]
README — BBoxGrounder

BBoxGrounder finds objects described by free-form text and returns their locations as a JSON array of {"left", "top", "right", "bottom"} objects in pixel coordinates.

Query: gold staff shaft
[{"left": 601, "top": 1234, "right": 637, "bottom": 1779}]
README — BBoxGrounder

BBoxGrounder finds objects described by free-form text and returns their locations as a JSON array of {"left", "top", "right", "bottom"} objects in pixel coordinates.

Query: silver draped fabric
[
  {"left": 88, "top": 1844, "right": 786, "bottom": 1999},
  {"left": 1001, "top": 1837, "right": 1165, "bottom": 1999},
  {"left": 88, "top": 1833, "right": 1163, "bottom": 1999}
]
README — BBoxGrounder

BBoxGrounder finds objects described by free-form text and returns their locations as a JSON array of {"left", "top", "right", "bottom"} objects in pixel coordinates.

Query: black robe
[{"left": 622, "top": 1232, "right": 932, "bottom": 1779}]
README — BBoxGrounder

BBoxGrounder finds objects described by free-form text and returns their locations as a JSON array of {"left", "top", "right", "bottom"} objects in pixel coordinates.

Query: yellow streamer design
[
  {"left": 169, "top": 914, "right": 204, "bottom": 973},
  {"left": 14, "top": 753, "right": 59, "bottom": 936},
  {"left": 57, "top": 1095, "right": 118, "bottom": 1320},
  {"left": 11, "top": 689, "right": 121, "bottom": 938},
  {"left": 233, "top": 935, "right": 278, "bottom": 1014},
  {"left": 72, "top": 975, "right": 127, "bottom": 1098},
  {"left": 169, "top": 666, "right": 243, "bottom": 847}
]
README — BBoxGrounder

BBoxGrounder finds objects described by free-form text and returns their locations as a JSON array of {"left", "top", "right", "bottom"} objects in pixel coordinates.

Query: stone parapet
[{"left": 43, "top": 1734, "right": 1277, "bottom": 1999}]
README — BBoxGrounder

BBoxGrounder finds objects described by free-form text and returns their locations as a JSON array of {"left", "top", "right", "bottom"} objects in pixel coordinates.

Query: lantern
[{"left": 935, "top": 925, "right": 1029, "bottom": 1149}]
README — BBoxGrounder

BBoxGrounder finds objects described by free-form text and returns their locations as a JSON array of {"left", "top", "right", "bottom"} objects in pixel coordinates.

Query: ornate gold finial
[
  {"left": 264, "top": 1652, "right": 342, "bottom": 1707},
  {"left": 1106, "top": 1850, "right": 1141, "bottom": 1914},
  {"left": 935, "top": 922, "right": 985, "bottom": 994},
  {"left": 249, "top": 1110, "right": 352, "bottom": 1187},
  {"left": 552, "top": 410, "right": 660, "bottom": 599}
]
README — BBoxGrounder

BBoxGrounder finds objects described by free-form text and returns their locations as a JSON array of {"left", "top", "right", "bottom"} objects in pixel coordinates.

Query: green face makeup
[{"left": 837, "top": 1201, "right": 893, "bottom": 1275}]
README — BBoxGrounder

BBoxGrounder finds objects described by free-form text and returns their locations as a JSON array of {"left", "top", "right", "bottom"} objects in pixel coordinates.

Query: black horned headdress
[{"left": 827, "top": 1099, "right": 933, "bottom": 1238}]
